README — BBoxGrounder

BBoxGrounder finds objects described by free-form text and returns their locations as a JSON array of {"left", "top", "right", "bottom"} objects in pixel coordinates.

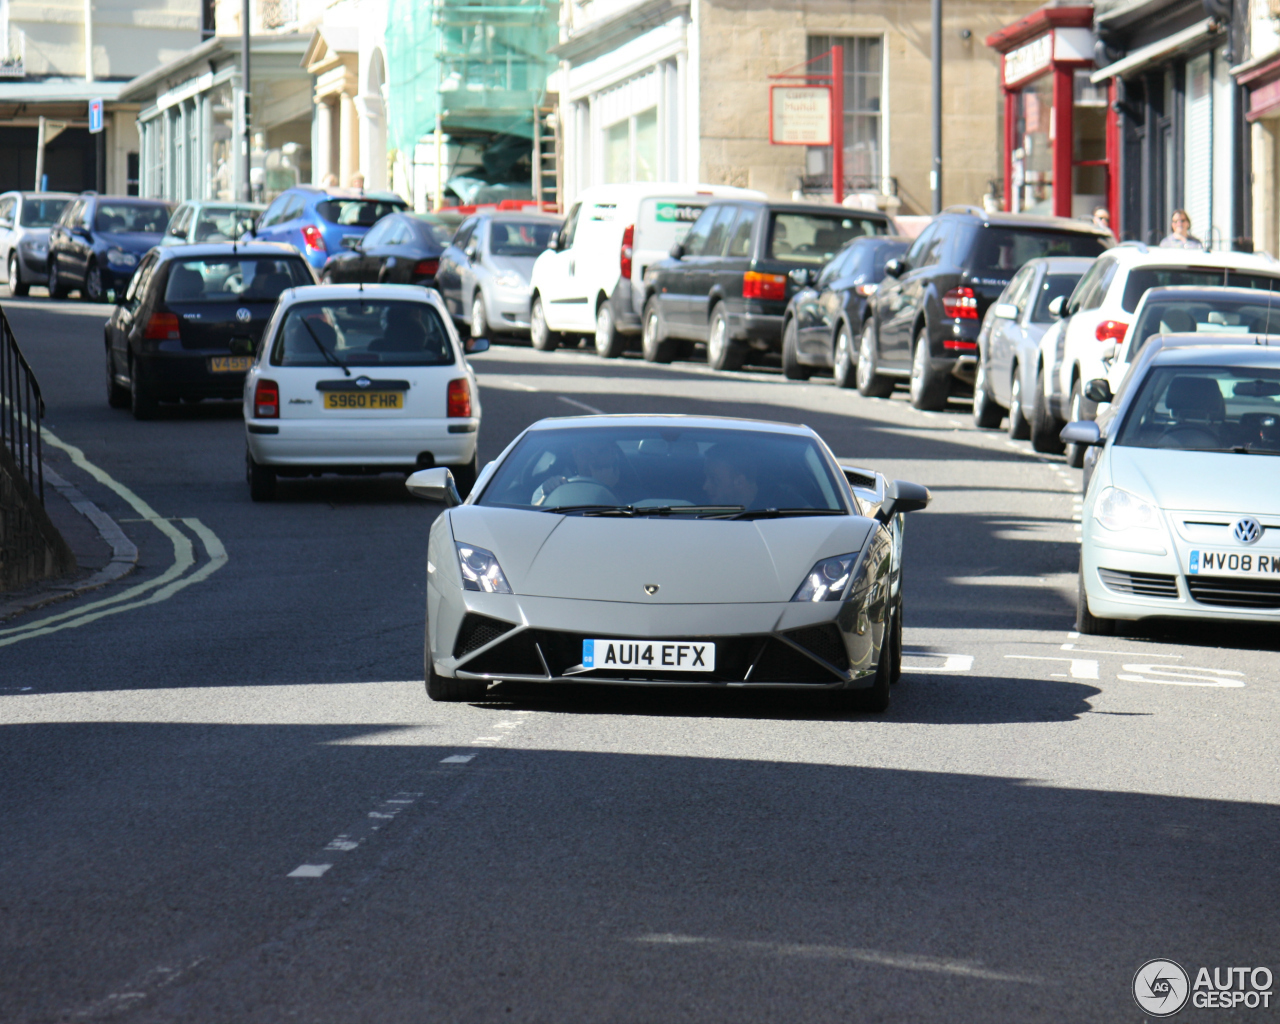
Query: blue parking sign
[{"left": 88, "top": 98, "right": 103, "bottom": 134}]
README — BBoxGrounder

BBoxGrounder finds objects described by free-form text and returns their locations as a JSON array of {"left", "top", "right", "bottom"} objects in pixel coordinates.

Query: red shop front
[{"left": 986, "top": 6, "right": 1119, "bottom": 225}]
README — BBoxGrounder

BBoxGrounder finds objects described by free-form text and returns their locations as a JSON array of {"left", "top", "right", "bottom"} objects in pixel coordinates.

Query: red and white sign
[{"left": 769, "top": 86, "right": 831, "bottom": 146}]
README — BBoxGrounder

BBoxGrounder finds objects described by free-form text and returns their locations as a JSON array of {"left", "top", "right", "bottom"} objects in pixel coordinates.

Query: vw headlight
[
  {"left": 456, "top": 542, "right": 512, "bottom": 593},
  {"left": 106, "top": 249, "right": 138, "bottom": 268},
  {"left": 792, "top": 552, "right": 858, "bottom": 602},
  {"left": 1094, "top": 487, "right": 1159, "bottom": 531},
  {"left": 494, "top": 271, "right": 523, "bottom": 288}
]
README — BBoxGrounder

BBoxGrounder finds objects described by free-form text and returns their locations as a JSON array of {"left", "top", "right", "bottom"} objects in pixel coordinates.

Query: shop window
[
  {"left": 806, "top": 36, "right": 884, "bottom": 188},
  {"left": 1013, "top": 73, "right": 1053, "bottom": 214},
  {"left": 603, "top": 107, "right": 658, "bottom": 184},
  {"left": 1072, "top": 71, "right": 1108, "bottom": 219}
]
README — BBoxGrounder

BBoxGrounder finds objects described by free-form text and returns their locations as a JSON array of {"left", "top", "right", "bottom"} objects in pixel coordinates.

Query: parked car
[
  {"left": 971, "top": 256, "right": 1092, "bottom": 436},
  {"left": 435, "top": 211, "right": 561, "bottom": 339},
  {"left": 1032, "top": 242, "right": 1280, "bottom": 464},
  {"left": 161, "top": 200, "right": 264, "bottom": 246},
  {"left": 47, "top": 195, "right": 173, "bottom": 302},
  {"left": 0, "top": 191, "right": 75, "bottom": 296},
  {"left": 243, "top": 284, "right": 487, "bottom": 501},
  {"left": 779, "top": 235, "right": 909, "bottom": 386},
  {"left": 528, "top": 182, "right": 765, "bottom": 356},
  {"left": 105, "top": 242, "right": 315, "bottom": 419},
  {"left": 319, "top": 211, "right": 448, "bottom": 288},
  {"left": 642, "top": 201, "right": 894, "bottom": 371},
  {"left": 859, "top": 207, "right": 1112, "bottom": 410},
  {"left": 250, "top": 186, "right": 409, "bottom": 270},
  {"left": 1065, "top": 341, "right": 1280, "bottom": 634}
]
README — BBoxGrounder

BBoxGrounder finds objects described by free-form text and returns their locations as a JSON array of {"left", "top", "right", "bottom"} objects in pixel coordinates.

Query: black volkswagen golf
[{"left": 105, "top": 242, "right": 315, "bottom": 419}]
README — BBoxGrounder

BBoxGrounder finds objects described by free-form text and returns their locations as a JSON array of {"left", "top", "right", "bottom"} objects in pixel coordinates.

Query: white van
[{"left": 529, "top": 182, "right": 766, "bottom": 357}]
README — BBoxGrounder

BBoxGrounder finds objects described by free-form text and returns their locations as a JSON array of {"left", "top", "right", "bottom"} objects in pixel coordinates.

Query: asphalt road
[{"left": 2, "top": 298, "right": 1277, "bottom": 1023}]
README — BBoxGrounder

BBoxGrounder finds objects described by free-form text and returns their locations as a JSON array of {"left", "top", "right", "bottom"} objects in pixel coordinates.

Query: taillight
[
  {"left": 447, "top": 378, "right": 471, "bottom": 418},
  {"left": 620, "top": 224, "right": 634, "bottom": 280},
  {"left": 143, "top": 311, "right": 181, "bottom": 341},
  {"left": 943, "top": 340, "right": 979, "bottom": 351},
  {"left": 854, "top": 282, "right": 878, "bottom": 297},
  {"left": 942, "top": 286, "right": 979, "bottom": 319},
  {"left": 413, "top": 258, "right": 439, "bottom": 278},
  {"left": 253, "top": 378, "right": 279, "bottom": 419},
  {"left": 1096, "top": 320, "right": 1128, "bottom": 343},
  {"left": 301, "top": 224, "right": 326, "bottom": 254},
  {"left": 743, "top": 270, "right": 787, "bottom": 301}
]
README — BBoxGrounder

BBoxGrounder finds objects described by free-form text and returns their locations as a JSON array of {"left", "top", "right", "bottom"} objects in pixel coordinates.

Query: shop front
[{"left": 986, "top": 6, "right": 1117, "bottom": 223}]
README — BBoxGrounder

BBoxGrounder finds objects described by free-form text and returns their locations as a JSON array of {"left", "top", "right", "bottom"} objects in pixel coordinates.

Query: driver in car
[
  {"left": 702, "top": 443, "right": 802, "bottom": 509},
  {"left": 532, "top": 440, "right": 624, "bottom": 505}
]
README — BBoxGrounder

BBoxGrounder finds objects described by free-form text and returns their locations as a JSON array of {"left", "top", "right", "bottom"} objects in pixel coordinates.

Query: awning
[{"left": 1090, "top": 17, "right": 1222, "bottom": 83}]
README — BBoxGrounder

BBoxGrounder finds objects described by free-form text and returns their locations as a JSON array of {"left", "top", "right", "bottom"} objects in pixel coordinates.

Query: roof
[
  {"left": 940, "top": 206, "right": 1113, "bottom": 237},
  {"left": 525, "top": 414, "right": 817, "bottom": 436},
  {"left": 117, "top": 34, "right": 309, "bottom": 103},
  {"left": 1026, "top": 255, "right": 1099, "bottom": 270},
  {"left": 708, "top": 199, "right": 891, "bottom": 219},
  {"left": 1149, "top": 338, "right": 1280, "bottom": 363},
  {"left": 0, "top": 191, "right": 77, "bottom": 200},
  {"left": 1135, "top": 285, "right": 1280, "bottom": 301},
  {"left": 1104, "top": 245, "right": 1280, "bottom": 269},
  {"left": 0, "top": 77, "right": 129, "bottom": 104},
  {"left": 278, "top": 283, "right": 450, "bottom": 305},
  {"left": 158, "top": 241, "right": 301, "bottom": 258},
  {"left": 984, "top": 5, "right": 1094, "bottom": 54}
]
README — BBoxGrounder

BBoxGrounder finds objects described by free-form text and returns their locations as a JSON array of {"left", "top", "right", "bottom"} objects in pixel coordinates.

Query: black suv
[
  {"left": 860, "top": 207, "right": 1112, "bottom": 409},
  {"left": 641, "top": 200, "right": 892, "bottom": 370}
]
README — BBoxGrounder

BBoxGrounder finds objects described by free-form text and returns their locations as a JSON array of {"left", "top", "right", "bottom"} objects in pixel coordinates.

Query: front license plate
[
  {"left": 582, "top": 639, "right": 715, "bottom": 672},
  {"left": 1188, "top": 549, "right": 1280, "bottom": 576},
  {"left": 323, "top": 391, "right": 404, "bottom": 410},
  {"left": 208, "top": 356, "right": 253, "bottom": 373}
]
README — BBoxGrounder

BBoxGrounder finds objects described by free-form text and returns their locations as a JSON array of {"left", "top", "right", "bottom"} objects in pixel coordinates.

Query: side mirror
[
  {"left": 992, "top": 302, "right": 1018, "bottom": 320},
  {"left": 1048, "top": 295, "right": 1066, "bottom": 318},
  {"left": 669, "top": 241, "right": 685, "bottom": 260},
  {"left": 406, "top": 466, "right": 461, "bottom": 505},
  {"left": 465, "top": 241, "right": 479, "bottom": 261},
  {"left": 465, "top": 336, "right": 490, "bottom": 354},
  {"left": 229, "top": 336, "right": 256, "bottom": 357},
  {"left": 883, "top": 258, "right": 904, "bottom": 279},
  {"left": 546, "top": 233, "right": 561, "bottom": 252},
  {"left": 1084, "top": 378, "right": 1113, "bottom": 404},
  {"left": 875, "top": 479, "right": 931, "bottom": 524},
  {"left": 1060, "top": 420, "right": 1103, "bottom": 447}
]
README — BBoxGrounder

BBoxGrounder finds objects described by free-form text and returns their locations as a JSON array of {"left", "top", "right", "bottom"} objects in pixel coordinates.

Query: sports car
[{"left": 406, "top": 416, "right": 930, "bottom": 710}]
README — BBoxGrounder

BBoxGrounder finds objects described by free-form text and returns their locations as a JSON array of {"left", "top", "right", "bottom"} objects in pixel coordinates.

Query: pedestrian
[
  {"left": 1091, "top": 205, "right": 1113, "bottom": 237},
  {"left": 349, "top": 171, "right": 365, "bottom": 191},
  {"left": 1159, "top": 209, "right": 1203, "bottom": 249},
  {"left": 321, "top": 173, "right": 338, "bottom": 187}
]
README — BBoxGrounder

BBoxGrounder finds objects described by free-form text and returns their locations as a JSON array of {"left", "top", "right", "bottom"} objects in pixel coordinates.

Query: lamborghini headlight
[
  {"left": 455, "top": 542, "right": 512, "bottom": 593},
  {"left": 1093, "top": 487, "right": 1159, "bottom": 531},
  {"left": 792, "top": 552, "right": 858, "bottom": 602}
]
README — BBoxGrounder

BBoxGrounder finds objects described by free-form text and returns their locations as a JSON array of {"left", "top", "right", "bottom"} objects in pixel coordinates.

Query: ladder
[{"left": 532, "top": 93, "right": 562, "bottom": 213}]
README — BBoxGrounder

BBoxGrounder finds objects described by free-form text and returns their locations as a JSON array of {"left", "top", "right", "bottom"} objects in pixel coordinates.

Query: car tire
[
  {"left": 594, "top": 301, "right": 626, "bottom": 359},
  {"left": 641, "top": 299, "right": 677, "bottom": 364},
  {"left": 105, "top": 346, "right": 128, "bottom": 409},
  {"left": 452, "top": 451, "right": 479, "bottom": 498},
  {"left": 129, "top": 359, "right": 159, "bottom": 420},
  {"left": 1030, "top": 364, "right": 1066, "bottom": 454},
  {"left": 1076, "top": 557, "right": 1114, "bottom": 636},
  {"left": 246, "top": 450, "right": 277, "bottom": 502},
  {"left": 8, "top": 253, "right": 28, "bottom": 297},
  {"left": 47, "top": 258, "right": 68, "bottom": 300},
  {"left": 890, "top": 591, "right": 903, "bottom": 684},
  {"left": 529, "top": 295, "right": 560, "bottom": 352},
  {"left": 425, "top": 647, "right": 489, "bottom": 702},
  {"left": 909, "top": 327, "right": 949, "bottom": 410},
  {"left": 1007, "top": 366, "right": 1031, "bottom": 440},
  {"left": 471, "top": 293, "right": 490, "bottom": 343},
  {"left": 854, "top": 320, "right": 894, "bottom": 397},
  {"left": 83, "top": 259, "right": 105, "bottom": 303},
  {"left": 781, "top": 318, "right": 812, "bottom": 381},
  {"left": 1064, "top": 378, "right": 1087, "bottom": 468},
  {"left": 846, "top": 620, "right": 893, "bottom": 713},
  {"left": 972, "top": 353, "right": 1004, "bottom": 429},
  {"left": 705, "top": 304, "right": 744, "bottom": 372}
]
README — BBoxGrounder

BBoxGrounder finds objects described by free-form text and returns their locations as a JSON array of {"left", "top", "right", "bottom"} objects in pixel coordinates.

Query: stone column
[
  {"left": 316, "top": 97, "right": 335, "bottom": 183},
  {"left": 340, "top": 90, "right": 359, "bottom": 187}
]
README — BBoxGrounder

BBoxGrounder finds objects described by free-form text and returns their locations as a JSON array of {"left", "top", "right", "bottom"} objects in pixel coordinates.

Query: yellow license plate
[
  {"left": 209, "top": 356, "right": 253, "bottom": 373},
  {"left": 323, "top": 391, "right": 404, "bottom": 410}
]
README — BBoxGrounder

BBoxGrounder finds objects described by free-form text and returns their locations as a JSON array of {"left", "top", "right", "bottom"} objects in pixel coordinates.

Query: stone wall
[
  {"left": 697, "top": 0, "right": 1039, "bottom": 213},
  {"left": 0, "top": 444, "right": 74, "bottom": 594}
]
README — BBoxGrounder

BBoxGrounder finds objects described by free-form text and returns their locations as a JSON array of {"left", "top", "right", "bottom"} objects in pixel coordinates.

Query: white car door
[
  {"left": 1056, "top": 256, "right": 1119, "bottom": 411},
  {"left": 534, "top": 202, "right": 584, "bottom": 332}
]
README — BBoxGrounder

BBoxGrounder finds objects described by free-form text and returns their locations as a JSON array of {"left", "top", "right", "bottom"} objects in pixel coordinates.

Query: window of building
[
  {"left": 805, "top": 36, "right": 884, "bottom": 189},
  {"left": 603, "top": 106, "right": 658, "bottom": 184}
]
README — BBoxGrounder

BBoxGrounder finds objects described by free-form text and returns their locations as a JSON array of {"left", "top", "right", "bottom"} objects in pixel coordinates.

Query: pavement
[{"left": 1, "top": 296, "right": 1277, "bottom": 1023}]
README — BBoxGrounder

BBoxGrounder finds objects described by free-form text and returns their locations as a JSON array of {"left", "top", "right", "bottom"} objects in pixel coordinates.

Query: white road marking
[
  {"left": 1061, "top": 644, "right": 1181, "bottom": 658},
  {"left": 287, "top": 864, "right": 332, "bottom": 878},
  {"left": 1117, "top": 664, "right": 1246, "bottom": 687},
  {"left": 1005, "top": 655, "right": 1099, "bottom": 679},
  {"left": 473, "top": 736, "right": 503, "bottom": 742},
  {"left": 440, "top": 754, "right": 476, "bottom": 763},
  {"left": 900, "top": 650, "right": 974, "bottom": 674},
  {"left": 287, "top": 791, "right": 423, "bottom": 877},
  {"left": 557, "top": 395, "right": 605, "bottom": 415}
]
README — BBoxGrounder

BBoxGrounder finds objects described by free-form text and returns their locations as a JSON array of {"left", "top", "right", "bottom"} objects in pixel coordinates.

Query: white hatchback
[{"left": 243, "top": 284, "right": 485, "bottom": 501}]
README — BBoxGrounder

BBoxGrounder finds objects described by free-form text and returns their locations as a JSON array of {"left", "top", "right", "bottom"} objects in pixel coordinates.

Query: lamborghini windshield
[{"left": 478, "top": 426, "right": 850, "bottom": 515}]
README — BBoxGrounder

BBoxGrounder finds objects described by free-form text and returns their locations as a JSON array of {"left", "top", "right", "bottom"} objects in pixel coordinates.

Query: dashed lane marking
[
  {"left": 288, "top": 791, "right": 425, "bottom": 878},
  {"left": 1117, "top": 665, "right": 1246, "bottom": 687},
  {"left": 900, "top": 649, "right": 974, "bottom": 674},
  {"left": 287, "top": 864, "right": 332, "bottom": 878},
  {"left": 557, "top": 394, "right": 605, "bottom": 415},
  {"left": 1005, "top": 655, "right": 1099, "bottom": 679},
  {"left": 440, "top": 754, "right": 476, "bottom": 764}
]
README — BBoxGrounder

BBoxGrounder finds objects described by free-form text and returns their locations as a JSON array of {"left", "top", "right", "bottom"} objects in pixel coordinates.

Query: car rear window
[
  {"left": 271, "top": 299, "right": 455, "bottom": 368},
  {"left": 489, "top": 220, "right": 557, "bottom": 256},
  {"left": 316, "top": 198, "right": 408, "bottom": 227},
  {"left": 970, "top": 228, "right": 1109, "bottom": 275},
  {"left": 191, "top": 208, "right": 259, "bottom": 243},
  {"left": 20, "top": 197, "right": 69, "bottom": 227},
  {"left": 164, "top": 258, "right": 313, "bottom": 303},
  {"left": 94, "top": 203, "right": 170, "bottom": 234},
  {"left": 1121, "top": 268, "right": 1280, "bottom": 313},
  {"left": 768, "top": 212, "right": 888, "bottom": 265},
  {"left": 1130, "top": 296, "right": 1280, "bottom": 354},
  {"left": 1031, "top": 272, "right": 1085, "bottom": 322}
]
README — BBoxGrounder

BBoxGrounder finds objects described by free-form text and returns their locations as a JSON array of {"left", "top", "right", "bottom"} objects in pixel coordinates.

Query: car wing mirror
[
  {"left": 992, "top": 302, "right": 1018, "bottom": 320},
  {"left": 669, "top": 241, "right": 685, "bottom": 260},
  {"left": 229, "top": 336, "right": 256, "bottom": 357},
  {"left": 546, "top": 233, "right": 561, "bottom": 252},
  {"left": 1083, "top": 378, "right": 1113, "bottom": 404},
  {"left": 1060, "top": 420, "right": 1103, "bottom": 447},
  {"left": 406, "top": 466, "right": 461, "bottom": 505},
  {"left": 1048, "top": 295, "right": 1066, "bottom": 318},
  {"left": 465, "top": 336, "right": 489, "bottom": 354},
  {"left": 875, "top": 479, "right": 931, "bottom": 524},
  {"left": 883, "top": 258, "right": 904, "bottom": 278},
  {"left": 465, "top": 241, "right": 479, "bottom": 261}
]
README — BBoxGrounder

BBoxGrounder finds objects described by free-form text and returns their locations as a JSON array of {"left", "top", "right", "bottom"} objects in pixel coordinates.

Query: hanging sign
[
  {"left": 769, "top": 86, "right": 832, "bottom": 146},
  {"left": 1004, "top": 34, "right": 1053, "bottom": 87}
]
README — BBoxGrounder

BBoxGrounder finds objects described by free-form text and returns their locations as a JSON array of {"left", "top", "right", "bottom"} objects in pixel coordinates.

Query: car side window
[
  {"left": 123, "top": 253, "right": 157, "bottom": 309},
  {"left": 259, "top": 196, "right": 288, "bottom": 228},
  {"left": 452, "top": 217, "right": 477, "bottom": 250},
  {"left": 76, "top": 202, "right": 93, "bottom": 229},
  {"left": 902, "top": 224, "right": 937, "bottom": 270},
  {"left": 918, "top": 226, "right": 948, "bottom": 268},
  {"left": 1005, "top": 265, "right": 1036, "bottom": 316},
  {"left": 0, "top": 197, "right": 14, "bottom": 227},
  {"left": 725, "top": 208, "right": 755, "bottom": 258},
  {"left": 1089, "top": 259, "right": 1120, "bottom": 309},
  {"left": 279, "top": 195, "right": 305, "bottom": 223},
  {"left": 559, "top": 205, "right": 581, "bottom": 250},
  {"left": 817, "top": 246, "right": 853, "bottom": 289},
  {"left": 680, "top": 206, "right": 719, "bottom": 257},
  {"left": 701, "top": 205, "right": 738, "bottom": 258},
  {"left": 58, "top": 199, "right": 80, "bottom": 228},
  {"left": 362, "top": 219, "right": 392, "bottom": 247},
  {"left": 1065, "top": 258, "right": 1106, "bottom": 315}
]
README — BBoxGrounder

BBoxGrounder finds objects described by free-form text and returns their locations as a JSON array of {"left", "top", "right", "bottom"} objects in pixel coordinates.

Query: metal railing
[
  {"left": 799, "top": 174, "right": 899, "bottom": 198},
  {"left": 0, "top": 303, "right": 44, "bottom": 503}
]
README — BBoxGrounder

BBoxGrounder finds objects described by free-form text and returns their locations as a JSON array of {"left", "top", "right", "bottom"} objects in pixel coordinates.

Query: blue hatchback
[
  {"left": 47, "top": 194, "right": 173, "bottom": 302},
  {"left": 250, "top": 186, "right": 409, "bottom": 270}
]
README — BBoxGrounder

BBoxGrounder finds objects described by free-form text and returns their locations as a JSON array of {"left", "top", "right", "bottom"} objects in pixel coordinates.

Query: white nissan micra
[{"left": 243, "top": 284, "right": 485, "bottom": 501}]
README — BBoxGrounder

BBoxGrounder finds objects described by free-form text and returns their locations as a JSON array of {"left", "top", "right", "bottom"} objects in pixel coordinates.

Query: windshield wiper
[
  {"left": 300, "top": 317, "right": 350, "bottom": 377},
  {"left": 1194, "top": 445, "right": 1280, "bottom": 456},
  {"left": 540, "top": 504, "right": 635, "bottom": 515},
  {"left": 716, "top": 508, "right": 849, "bottom": 521},
  {"left": 539, "top": 504, "right": 747, "bottom": 518}
]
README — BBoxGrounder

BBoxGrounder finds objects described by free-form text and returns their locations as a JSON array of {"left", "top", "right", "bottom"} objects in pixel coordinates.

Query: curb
[{"left": 0, "top": 463, "right": 138, "bottom": 622}]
